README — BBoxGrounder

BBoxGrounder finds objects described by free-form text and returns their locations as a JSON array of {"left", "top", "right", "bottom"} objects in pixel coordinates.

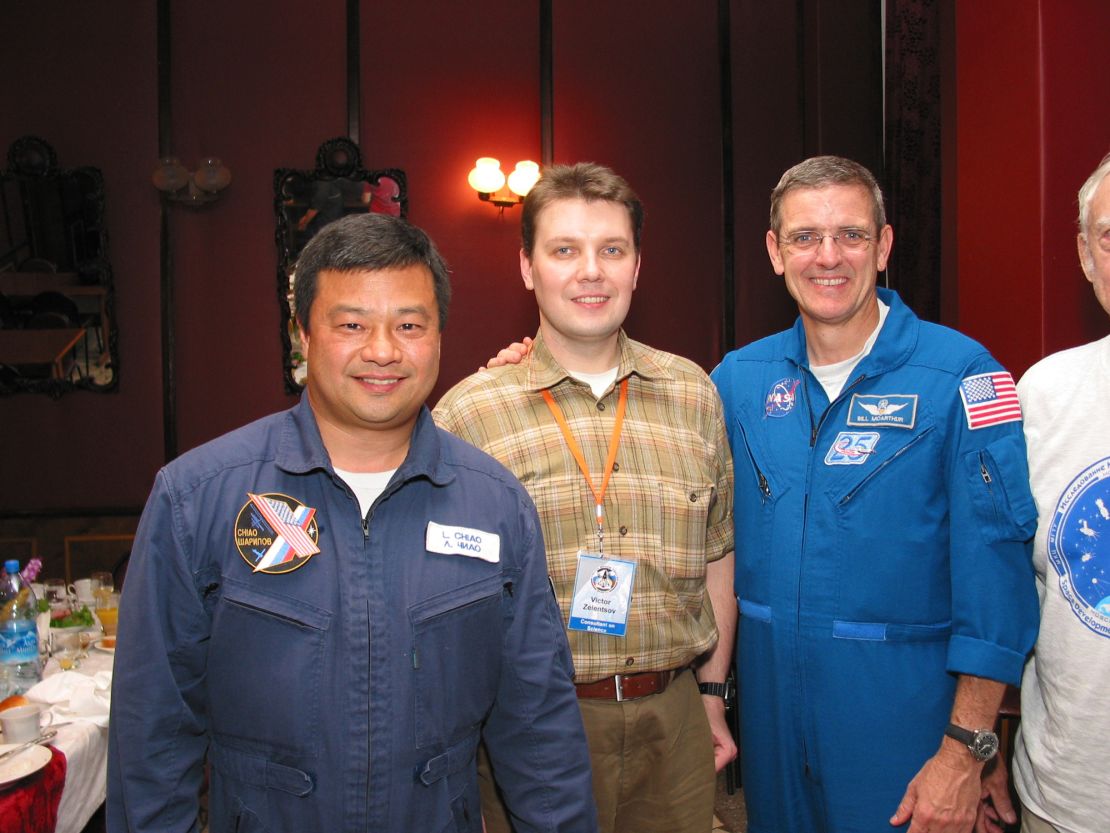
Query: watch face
[{"left": 970, "top": 731, "right": 999, "bottom": 762}]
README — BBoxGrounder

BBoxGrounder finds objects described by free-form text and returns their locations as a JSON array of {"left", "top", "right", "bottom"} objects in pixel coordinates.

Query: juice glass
[{"left": 97, "top": 592, "right": 120, "bottom": 637}]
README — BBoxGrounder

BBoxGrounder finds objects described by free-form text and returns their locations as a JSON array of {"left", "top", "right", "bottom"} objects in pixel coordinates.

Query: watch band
[
  {"left": 944, "top": 722, "right": 999, "bottom": 762},
  {"left": 698, "top": 681, "right": 728, "bottom": 698},
  {"left": 944, "top": 723, "right": 976, "bottom": 746}
]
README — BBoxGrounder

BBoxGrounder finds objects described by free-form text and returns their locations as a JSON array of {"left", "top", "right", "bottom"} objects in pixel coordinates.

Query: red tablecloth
[{"left": 0, "top": 747, "right": 67, "bottom": 833}]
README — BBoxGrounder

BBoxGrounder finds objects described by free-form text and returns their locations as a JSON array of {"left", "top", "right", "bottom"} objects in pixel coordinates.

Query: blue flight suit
[
  {"left": 711, "top": 289, "right": 1039, "bottom": 833},
  {"left": 107, "top": 399, "right": 596, "bottom": 833}
]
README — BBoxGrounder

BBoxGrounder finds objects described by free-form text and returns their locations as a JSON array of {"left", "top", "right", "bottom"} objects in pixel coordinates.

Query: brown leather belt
[{"left": 575, "top": 669, "right": 681, "bottom": 702}]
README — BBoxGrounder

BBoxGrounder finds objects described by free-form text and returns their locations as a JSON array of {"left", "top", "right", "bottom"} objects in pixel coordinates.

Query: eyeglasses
[{"left": 779, "top": 229, "right": 874, "bottom": 253}]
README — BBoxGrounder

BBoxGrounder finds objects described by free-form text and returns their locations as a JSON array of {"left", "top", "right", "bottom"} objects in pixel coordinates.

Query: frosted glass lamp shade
[
  {"left": 467, "top": 158, "right": 506, "bottom": 194},
  {"left": 507, "top": 161, "right": 540, "bottom": 197}
]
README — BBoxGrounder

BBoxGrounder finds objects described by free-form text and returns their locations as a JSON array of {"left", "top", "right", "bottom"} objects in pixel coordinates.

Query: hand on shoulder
[{"left": 483, "top": 336, "right": 533, "bottom": 370}]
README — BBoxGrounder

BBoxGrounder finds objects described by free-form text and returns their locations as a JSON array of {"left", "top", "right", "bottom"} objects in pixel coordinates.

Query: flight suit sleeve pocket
[
  {"left": 410, "top": 573, "right": 506, "bottom": 749},
  {"left": 964, "top": 434, "right": 1038, "bottom": 543}
]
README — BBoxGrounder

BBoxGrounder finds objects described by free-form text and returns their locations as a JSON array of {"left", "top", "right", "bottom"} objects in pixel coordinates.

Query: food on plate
[{"left": 50, "top": 605, "right": 95, "bottom": 629}]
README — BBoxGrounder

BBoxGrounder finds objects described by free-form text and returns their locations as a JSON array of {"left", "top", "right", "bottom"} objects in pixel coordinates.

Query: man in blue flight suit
[
  {"left": 711, "top": 156, "right": 1039, "bottom": 833},
  {"left": 107, "top": 214, "right": 597, "bottom": 833}
]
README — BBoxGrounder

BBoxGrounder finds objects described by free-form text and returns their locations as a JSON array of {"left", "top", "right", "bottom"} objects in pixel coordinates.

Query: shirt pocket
[
  {"left": 655, "top": 481, "right": 715, "bottom": 580},
  {"left": 409, "top": 572, "right": 506, "bottom": 750},
  {"left": 207, "top": 578, "right": 332, "bottom": 756}
]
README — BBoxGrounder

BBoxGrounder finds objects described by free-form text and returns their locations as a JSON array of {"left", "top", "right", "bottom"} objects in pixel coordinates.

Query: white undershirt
[
  {"left": 334, "top": 467, "right": 397, "bottom": 518},
  {"left": 809, "top": 299, "right": 890, "bottom": 401},
  {"left": 568, "top": 367, "right": 619, "bottom": 399}
]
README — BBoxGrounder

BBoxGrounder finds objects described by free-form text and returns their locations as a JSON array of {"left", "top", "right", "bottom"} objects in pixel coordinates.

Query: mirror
[
  {"left": 0, "top": 136, "right": 118, "bottom": 396},
  {"left": 274, "top": 137, "right": 407, "bottom": 392}
]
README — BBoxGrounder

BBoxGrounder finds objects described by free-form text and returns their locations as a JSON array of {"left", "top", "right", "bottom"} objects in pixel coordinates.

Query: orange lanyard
[{"left": 541, "top": 378, "right": 629, "bottom": 555}]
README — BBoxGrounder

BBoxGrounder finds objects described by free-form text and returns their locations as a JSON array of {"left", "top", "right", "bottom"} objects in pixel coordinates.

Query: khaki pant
[{"left": 480, "top": 669, "right": 715, "bottom": 833}]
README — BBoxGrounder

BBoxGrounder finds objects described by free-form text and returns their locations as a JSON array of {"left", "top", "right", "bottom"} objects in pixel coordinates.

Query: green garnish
[{"left": 51, "top": 606, "right": 96, "bottom": 629}]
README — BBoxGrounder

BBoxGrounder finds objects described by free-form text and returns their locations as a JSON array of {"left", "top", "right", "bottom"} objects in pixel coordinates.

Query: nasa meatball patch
[{"left": 765, "top": 377, "right": 801, "bottom": 418}]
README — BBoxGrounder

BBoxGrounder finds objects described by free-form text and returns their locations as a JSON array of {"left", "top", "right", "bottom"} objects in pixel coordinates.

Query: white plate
[
  {"left": 0, "top": 742, "right": 52, "bottom": 787},
  {"left": 93, "top": 637, "right": 116, "bottom": 654}
]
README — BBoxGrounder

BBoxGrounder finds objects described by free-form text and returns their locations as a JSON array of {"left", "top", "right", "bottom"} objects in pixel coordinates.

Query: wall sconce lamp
[
  {"left": 152, "top": 156, "right": 232, "bottom": 206},
  {"left": 467, "top": 158, "right": 540, "bottom": 213}
]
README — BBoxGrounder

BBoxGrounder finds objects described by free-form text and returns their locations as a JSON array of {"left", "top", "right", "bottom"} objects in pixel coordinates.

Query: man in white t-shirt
[{"left": 977, "top": 153, "right": 1110, "bottom": 833}]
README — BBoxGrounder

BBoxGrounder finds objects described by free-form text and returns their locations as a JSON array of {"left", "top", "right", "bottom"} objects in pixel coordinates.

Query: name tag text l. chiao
[{"left": 425, "top": 521, "right": 501, "bottom": 563}]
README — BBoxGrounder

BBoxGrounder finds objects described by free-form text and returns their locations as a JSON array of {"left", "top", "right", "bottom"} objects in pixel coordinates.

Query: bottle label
[{"left": 0, "top": 620, "right": 39, "bottom": 663}]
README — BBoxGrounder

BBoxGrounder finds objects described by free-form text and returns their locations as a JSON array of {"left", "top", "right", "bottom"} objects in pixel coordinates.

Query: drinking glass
[
  {"left": 91, "top": 571, "right": 114, "bottom": 605},
  {"left": 97, "top": 592, "right": 120, "bottom": 637},
  {"left": 51, "top": 630, "right": 82, "bottom": 670},
  {"left": 43, "top": 578, "right": 71, "bottom": 622}
]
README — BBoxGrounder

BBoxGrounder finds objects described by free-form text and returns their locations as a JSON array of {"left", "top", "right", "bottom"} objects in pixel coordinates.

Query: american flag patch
[{"left": 959, "top": 371, "right": 1022, "bottom": 430}]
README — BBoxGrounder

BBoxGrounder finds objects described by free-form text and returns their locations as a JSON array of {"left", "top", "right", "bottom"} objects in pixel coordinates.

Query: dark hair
[
  {"left": 521, "top": 162, "right": 644, "bottom": 258},
  {"left": 294, "top": 213, "right": 451, "bottom": 333},
  {"left": 769, "top": 155, "right": 886, "bottom": 235}
]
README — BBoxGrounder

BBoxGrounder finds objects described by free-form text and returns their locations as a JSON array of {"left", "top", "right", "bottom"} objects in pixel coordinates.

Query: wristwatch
[
  {"left": 944, "top": 723, "right": 999, "bottom": 762},
  {"left": 698, "top": 681, "right": 729, "bottom": 699}
]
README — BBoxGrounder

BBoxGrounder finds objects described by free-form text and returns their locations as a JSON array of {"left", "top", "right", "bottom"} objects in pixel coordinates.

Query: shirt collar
[
  {"left": 276, "top": 395, "right": 453, "bottom": 487},
  {"left": 786, "top": 287, "right": 918, "bottom": 376},
  {"left": 522, "top": 329, "right": 672, "bottom": 392}
]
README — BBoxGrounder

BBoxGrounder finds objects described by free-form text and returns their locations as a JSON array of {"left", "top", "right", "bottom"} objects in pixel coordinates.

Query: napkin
[{"left": 25, "top": 670, "right": 112, "bottom": 727}]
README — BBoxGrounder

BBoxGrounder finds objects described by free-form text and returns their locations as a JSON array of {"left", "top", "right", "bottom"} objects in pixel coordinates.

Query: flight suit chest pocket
[
  {"left": 208, "top": 579, "right": 333, "bottom": 755},
  {"left": 833, "top": 424, "right": 936, "bottom": 509},
  {"left": 731, "top": 417, "right": 785, "bottom": 605},
  {"left": 410, "top": 572, "right": 506, "bottom": 749}
]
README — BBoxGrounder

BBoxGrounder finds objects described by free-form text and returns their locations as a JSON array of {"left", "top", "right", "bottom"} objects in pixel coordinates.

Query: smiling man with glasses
[{"left": 711, "top": 156, "right": 1039, "bottom": 833}]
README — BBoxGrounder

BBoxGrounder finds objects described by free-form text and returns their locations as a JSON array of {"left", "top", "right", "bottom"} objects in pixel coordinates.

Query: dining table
[{"left": 0, "top": 638, "right": 113, "bottom": 833}]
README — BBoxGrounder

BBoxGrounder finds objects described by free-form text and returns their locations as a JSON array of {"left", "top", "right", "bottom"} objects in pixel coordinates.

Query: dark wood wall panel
[{"left": 728, "top": 0, "right": 885, "bottom": 349}]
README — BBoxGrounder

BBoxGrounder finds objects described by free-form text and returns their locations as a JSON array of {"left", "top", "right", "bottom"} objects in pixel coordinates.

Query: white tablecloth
[{"left": 35, "top": 648, "right": 113, "bottom": 833}]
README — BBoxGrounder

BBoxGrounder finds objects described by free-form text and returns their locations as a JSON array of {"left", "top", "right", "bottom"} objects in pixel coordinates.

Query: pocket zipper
[{"left": 839, "top": 426, "right": 935, "bottom": 506}]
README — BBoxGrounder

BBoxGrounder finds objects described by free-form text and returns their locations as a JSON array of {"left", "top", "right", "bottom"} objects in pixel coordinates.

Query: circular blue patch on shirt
[
  {"left": 1048, "top": 456, "right": 1110, "bottom": 638},
  {"left": 765, "top": 377, "right": 801, "bottom": 418}
]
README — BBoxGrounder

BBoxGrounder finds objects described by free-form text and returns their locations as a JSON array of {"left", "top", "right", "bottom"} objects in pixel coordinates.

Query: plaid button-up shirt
[{"left": 434, "top": 330, "right": 734, "bottom": 683}]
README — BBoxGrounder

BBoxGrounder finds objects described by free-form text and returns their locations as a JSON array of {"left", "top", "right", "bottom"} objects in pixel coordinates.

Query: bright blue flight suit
[{"left": 711, "top": 289, "right": 1039, "bottom": 833}]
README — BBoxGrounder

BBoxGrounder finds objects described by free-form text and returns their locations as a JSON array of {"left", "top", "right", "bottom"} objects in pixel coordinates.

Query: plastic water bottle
[{"left": 0, "top": 560, "right": 42, "bottom": 698}]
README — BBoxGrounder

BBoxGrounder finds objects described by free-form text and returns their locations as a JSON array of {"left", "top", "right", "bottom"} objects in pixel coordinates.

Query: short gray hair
[
  {"left": 769, "top": 155, "right": 886, "bottom": 236},
  {"left": 1078, "top": 152, "right": 1110, "bottom": 234}
]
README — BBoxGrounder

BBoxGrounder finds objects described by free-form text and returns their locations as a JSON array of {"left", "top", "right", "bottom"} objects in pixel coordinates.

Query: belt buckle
[{"left": 614, "top": 674, "right": 625, "bottom": 702}]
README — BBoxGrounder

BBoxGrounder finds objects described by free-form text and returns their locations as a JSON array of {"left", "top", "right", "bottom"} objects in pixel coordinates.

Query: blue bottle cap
[{"left": 3, "top": 560, "right": 19, "bottom": 575}]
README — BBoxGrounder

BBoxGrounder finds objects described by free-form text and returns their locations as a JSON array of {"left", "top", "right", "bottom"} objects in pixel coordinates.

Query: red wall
[
  {"left": 0, "top": 2, "right": 161, "bottom": 510},
  {"left": 951, "top": 0, "right": 1110, "bottom": 377},
  {"left": 3, "top": 1, "right": 1107, "bottom": 514},
  {"left": 0, "top": 0, "right": 733, "bottom": 513}
]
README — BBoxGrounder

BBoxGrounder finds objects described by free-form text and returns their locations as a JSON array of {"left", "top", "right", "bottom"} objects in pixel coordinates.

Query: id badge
[{"left": 567, "top": 552, "right": 636, "bottom": 636}]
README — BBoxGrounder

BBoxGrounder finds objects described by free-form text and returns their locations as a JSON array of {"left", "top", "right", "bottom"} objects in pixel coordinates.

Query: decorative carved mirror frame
[{"left": 273, "top": 137, "right": 406, "bottom": 393}]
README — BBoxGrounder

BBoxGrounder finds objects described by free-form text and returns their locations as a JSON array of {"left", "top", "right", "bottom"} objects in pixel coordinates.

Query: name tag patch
[
  {"left": 425, "top": 521, "right": 500, "bottom": 563},
  {"left": 825, "top": 431, "right": 880, "bottom": 465},
  {"left": 847, "top": 394, "right": 918, "bottom": 429}
]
